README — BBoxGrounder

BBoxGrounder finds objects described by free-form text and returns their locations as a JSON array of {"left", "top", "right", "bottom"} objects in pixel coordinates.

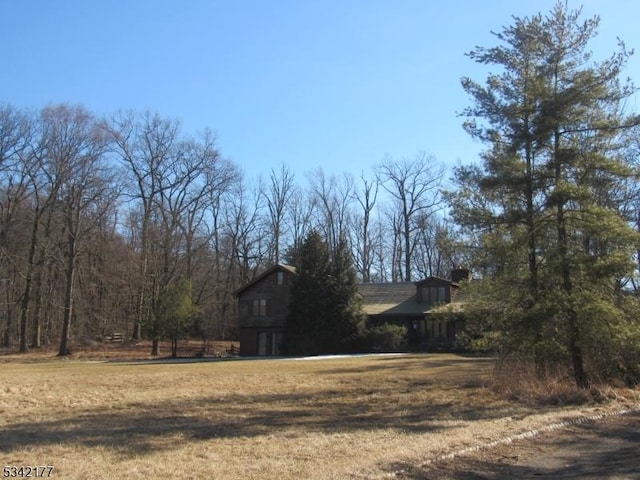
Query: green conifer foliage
[
  {"left": 155, "top": 280, "right": 198, "bottom": 357},
  {"left": 283, "top": 231, "right": 365, "bottom": 355},
  {"left": 325, "top": 238, "right": 366, "bottom": 352},
  {"left": 449, "top": 2, "right": 640, "bottom": 388}
]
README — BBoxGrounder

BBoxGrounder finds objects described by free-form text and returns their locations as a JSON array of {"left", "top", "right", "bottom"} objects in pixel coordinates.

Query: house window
[
  {"left": 276, "top": 271, "right": 284, "bottom": 285},
  {"left": 252, "top": 298, "right": 267, "bottom": 316},
  {"left": 422, "top": 286, "right": 447, "bottom": 304}
]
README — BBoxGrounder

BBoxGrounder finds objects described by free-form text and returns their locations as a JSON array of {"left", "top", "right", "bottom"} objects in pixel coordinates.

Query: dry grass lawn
[{"left": 1, "top": 352, "right": 635, "bottom": 479}]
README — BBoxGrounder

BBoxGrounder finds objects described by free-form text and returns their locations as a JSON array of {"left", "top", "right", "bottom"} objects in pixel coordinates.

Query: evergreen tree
[
  {"left": 155, "top": 280, "right": 198, "bottom": 357},
  {"left": 325, "top": 237, "right": 366, "bottom": 352},
  {"left": 448, "top": 2, "right": 640, "bottom": 388},
  {"left": 283, "top": 230, "right": 331, "bottom": 355},
  {"left": 283, "top": 230, "right": 365, "bottom": 355}
]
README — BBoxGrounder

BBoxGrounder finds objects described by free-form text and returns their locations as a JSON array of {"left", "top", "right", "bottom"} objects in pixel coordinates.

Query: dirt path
[{"left": 395, "top": 409, "right": 640, "bottom": 479}]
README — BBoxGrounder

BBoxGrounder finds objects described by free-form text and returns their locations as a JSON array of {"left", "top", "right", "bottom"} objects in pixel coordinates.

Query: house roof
[
  {"left": 235, "top": 267, "right": 468, "bottom": 316},
  {"left": 233, "top": 264, "right": 297, "bottom": 297},
  {"left": 415, "top": 276, "right": 459, "bottom": 287},
  {"left": 358, "top": 282, "right": 429, "bottom": 317}
]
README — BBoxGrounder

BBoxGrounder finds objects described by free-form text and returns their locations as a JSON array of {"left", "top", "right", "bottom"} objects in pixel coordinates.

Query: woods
[{"left": 0, "top": 106, "right": 449, "bottom": 356}]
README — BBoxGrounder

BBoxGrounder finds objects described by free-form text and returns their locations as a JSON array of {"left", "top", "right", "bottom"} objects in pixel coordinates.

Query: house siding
[
  {"left": 235, "top": 265, "right": 295, "bottom": 356},
  {"left": 239, "top": 327, "right": 284, "bottom": 356}
]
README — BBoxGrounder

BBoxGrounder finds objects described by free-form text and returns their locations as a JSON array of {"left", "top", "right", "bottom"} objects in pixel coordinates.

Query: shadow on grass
[
  {"left": 384, "top": 411, "right": 640, "bottom": 480},
  {"left": 314, "top": 354, "right": 496, "bottom": 377},
  {"left": 0, "top": 385, "right": 514, "bottom": 457}
]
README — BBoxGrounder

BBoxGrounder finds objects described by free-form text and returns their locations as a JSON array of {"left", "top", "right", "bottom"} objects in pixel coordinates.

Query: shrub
[{"left": 366, "top": 323, "right": 408, "bottom": 352}]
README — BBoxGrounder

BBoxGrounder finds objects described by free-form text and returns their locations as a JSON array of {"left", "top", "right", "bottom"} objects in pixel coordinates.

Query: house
[
  {"left": 234, "top": 264, "right": 297, "bottom": 356},
  {"left": 360, "top": 271, "right": 468, "bottom": 349},
  {"left": 235, "top": 264, "right": 469, "bottom": 356}
]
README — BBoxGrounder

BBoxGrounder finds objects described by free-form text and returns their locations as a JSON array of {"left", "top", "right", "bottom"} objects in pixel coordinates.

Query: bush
[{"left": 366, "top": 323, "right": 408, "bottom": 352}]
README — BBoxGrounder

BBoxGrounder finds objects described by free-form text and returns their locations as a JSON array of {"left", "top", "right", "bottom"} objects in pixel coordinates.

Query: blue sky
[{"left": 2, "top": 1, "right": 639, "bottom": 181}]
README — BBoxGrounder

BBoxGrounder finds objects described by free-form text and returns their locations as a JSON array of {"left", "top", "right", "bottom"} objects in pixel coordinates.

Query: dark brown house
[
  {"left": 234, "top": 264, "right": 297, "bottom": 356},
  {"left": 235, "top": 265, "right": 469, "bottom": 356}
]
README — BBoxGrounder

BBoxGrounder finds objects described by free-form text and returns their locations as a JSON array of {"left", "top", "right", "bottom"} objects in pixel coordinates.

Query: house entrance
[{"left": 257, "top": 331, "right": 282, "bottom": 356}]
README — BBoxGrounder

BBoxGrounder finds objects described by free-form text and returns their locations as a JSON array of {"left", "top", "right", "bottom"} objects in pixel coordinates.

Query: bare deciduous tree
[
  {"left": 261, "top": 163, "right": 295, "bottom": 265},
  {"left": 38, "top": 105, "right": 116, "bottom": 356},
  {"left": 377, "top": 152, "right": 444, "bottom": 281},
  {"left": 0, "top": 105, "right": 33, "bottom": 349},
  {"left": 308, "top": 168, "right": 354, "bottom": 257},
  {"left": 287, "top": 186, "right": 315, "bottom": 262},
  {"left": 105, "top": 111, "right": 180, "bottom": 343},
  {"left": 350, "top": 172, "right": 379, "bottom": 282}
]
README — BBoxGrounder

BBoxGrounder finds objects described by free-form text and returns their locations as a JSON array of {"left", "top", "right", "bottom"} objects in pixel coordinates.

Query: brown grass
[
  {"left": 1, "top": 352, "right": 635, "bottom": 479},
  {"left": 0, "top": 339, "right": 238, "bottom": 362},
  {"left": 491, "top": 358, "right": 628, "bottom": 407}
]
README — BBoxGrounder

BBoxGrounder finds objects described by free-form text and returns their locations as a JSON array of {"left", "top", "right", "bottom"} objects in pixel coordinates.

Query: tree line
[{"left": 0, "top": 106, "right": 450, "bottom": 356}]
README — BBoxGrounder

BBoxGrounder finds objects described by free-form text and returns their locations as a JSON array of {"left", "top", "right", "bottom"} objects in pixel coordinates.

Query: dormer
[
  {"left": 415, "top": 277, "right": 455, "bottom": 305},
  {"left": 415, "top": 268, "right": 470, "bottom": 305}
]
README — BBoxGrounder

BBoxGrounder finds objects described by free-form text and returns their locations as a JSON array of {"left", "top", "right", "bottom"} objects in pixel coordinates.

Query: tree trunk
[
  {"left": 19, "top": 207, "right": 40, "bottom": 353},
  {"left": 133, "top": 207, "right": 151, "bottom": 342},
  {"left": 560, "top": 212, "right": 589, "bottom": 389},
  {"left": 404, "top": 208, "right": 412, "bottom": 281},
  {"left": 31, "top": 213, "right": 53, "bottom": 349},
  {"left": 554, "top": 128, "right": 589, "bottom": 389},
  {"left": 58, "top": 230, "right": 76, "bottom": 357},
  {"left": 568, "top": 309, "right": 589, "bottom": 389},
  {"left": 2, "top": 286, "right": 13, "bottom": 348},
  {"left": 133, "top": 246, "right": 147, "bottom": 342}
]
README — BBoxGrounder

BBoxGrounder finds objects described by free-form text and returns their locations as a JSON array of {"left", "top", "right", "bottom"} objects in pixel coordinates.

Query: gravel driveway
[{"left": 395, "top": 409, "right": 640, "bottom": 479}]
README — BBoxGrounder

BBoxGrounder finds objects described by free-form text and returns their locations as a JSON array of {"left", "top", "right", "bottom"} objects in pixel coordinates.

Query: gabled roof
[
  {"left": 233, "top": 264, "right": 297, "bottom": 297},
  {"left": 358, "top": 282, "right": 429, "bottom": 317},
  {"left": 234, "top": 268, "right": 466, "bottom": 317},
  {"left": 414, "top": 276, "right": 459, "bottom": 287}
]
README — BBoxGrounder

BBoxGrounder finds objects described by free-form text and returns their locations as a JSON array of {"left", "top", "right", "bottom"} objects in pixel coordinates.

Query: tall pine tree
[
  {"left": 283, "top": 230, "right": 331, "bottom": 355},
  {"left": 283, "top": 231, "right": 365, "bottom": 355},
  {"left": 448, "top": 2, "right": 640, "bottom": 388},
  {"left": 325, "top": 237, "right": 366, "bottom": 352}
]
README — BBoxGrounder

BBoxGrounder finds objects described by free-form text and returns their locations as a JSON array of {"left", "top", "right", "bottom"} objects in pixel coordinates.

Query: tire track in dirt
[
  {"left": 365, "top": 403, "right": 640, "bottom": 479},
  {"left": 420, "top": 405, "right": 640, "bottom": 466}
]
